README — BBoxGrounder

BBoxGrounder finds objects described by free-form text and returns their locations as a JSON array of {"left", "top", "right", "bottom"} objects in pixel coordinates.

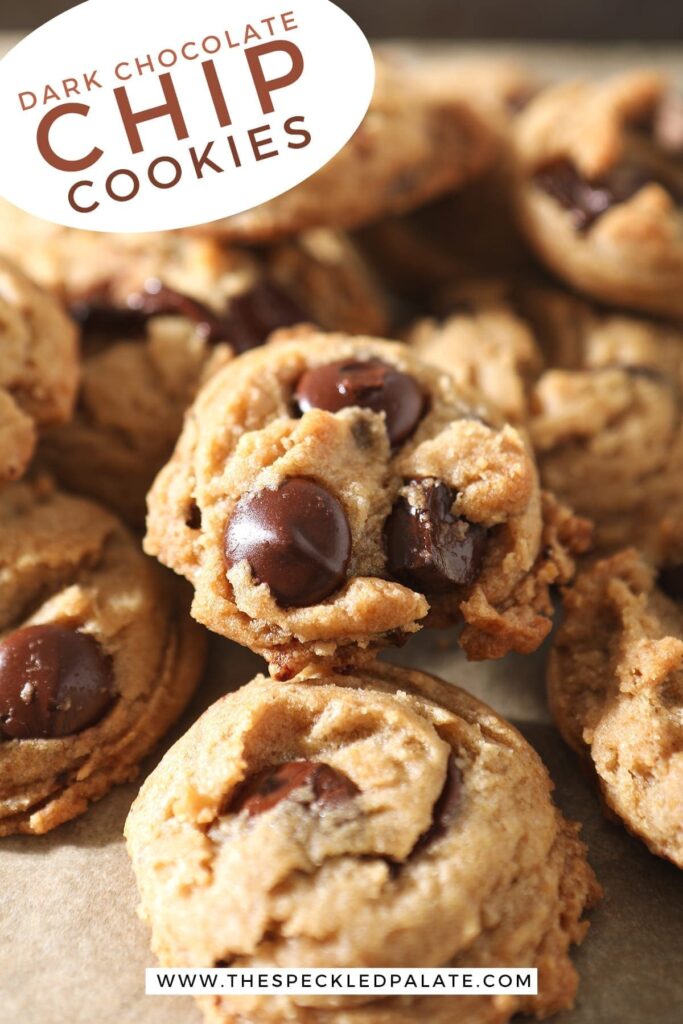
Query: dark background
[{"left": 3, "top": 0, "right": 683, "bottom": 39}]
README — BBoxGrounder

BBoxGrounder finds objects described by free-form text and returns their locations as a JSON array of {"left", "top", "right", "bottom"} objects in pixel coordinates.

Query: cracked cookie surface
[
  {"left": 145, "top": 330, "right": 587, "bottom": 677},
  {"left": 513, "top": 71, "right": 683, "bottom": 318},
  {"left": 0, "top": 256, "right": 78, "bottom": 486},
  {"left": 549, "top": 549, "right": 683, "bottom": 867},
  {"left": 125, "top": 663, "right": 599, "bottom": 1024},
  {"left": 0, "top": 479, "right": 206, "bottom": 835}
]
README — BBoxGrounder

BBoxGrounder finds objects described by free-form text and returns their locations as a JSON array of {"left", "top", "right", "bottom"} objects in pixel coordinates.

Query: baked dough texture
[
  {"left": 549, "top": 549, "right": 683, "bottom": 867},
  {"left": 26, "top": 227, "right": 388, "bottom": 526},
  {"left": 513, "top": 71, "right": 683, "bottom": 318},
  {"left": 190, "top": 53, "right": 496, "bottom": 241},
  {"left": 409, "top": 279, "right": 683, "bottom": 559},
  {"left": 0, "top": 256, "right": 78, "bottom": 486},
  {"left": 145, "top": 331, "right": 588, "bottom": 677},
  {"left": 126, "top": 663, "right": 599, "bottom": 1024},
  {"left": 0, "top": 479, "right": 206, "bottom": 835}
]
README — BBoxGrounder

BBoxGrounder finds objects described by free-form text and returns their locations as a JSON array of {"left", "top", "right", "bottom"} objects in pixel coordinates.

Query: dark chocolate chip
[
  {"left": 658, "top": 564, "right": 683, "bottom": 601},
  {"left": 224, "top": 477, "right": 351, "bottom": 607},
  {"left": 221, "top": 280, "right": 309, "bottom": 354},
  {"left": 70, "top": 292, "right": 147, "bottom": 335},
  {"left": 185, "top": 502, "right": 202, "bottom": 530},
  {"left": 385, "top": 480, "right": 487, "bottom": 594},
  {"left": 294, "top": 358, "right": 426, "bottom": 447},
  {"left": 227, "top": 760, "right": 359, "bottom": 817},
  {"left": 72, "top": 279, "right": 308, "bottom": 353},
  {"left": 126, "top": 280, "right": 226, "bottom": 337},
  {"left": 412, "top": 754, "right": 463, "bottom": 854},
  {"left": 533, "top": 158, "right": 658, "bottom": 231},
  {"left": 0, "top": 625, "right": 114, "bottom": 740}
]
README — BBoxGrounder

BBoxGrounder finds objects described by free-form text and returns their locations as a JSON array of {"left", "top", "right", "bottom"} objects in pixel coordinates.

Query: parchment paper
[{"left": 1, "top": 40, "right": 683, "bottom": 1024}]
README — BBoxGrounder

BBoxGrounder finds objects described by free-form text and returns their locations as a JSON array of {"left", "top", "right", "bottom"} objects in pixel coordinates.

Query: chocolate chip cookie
[
  {"left": 0, "top": 478, "right": 206, "bottom": 835},
  {"left": 522, "top": 287, "right": 683, "bottom": 559},
  {"left": 192, "top": 53, "right": 496, "bottom": 242},
  {"left": 0, "top": 256, "right": 78, "bottom": 486},
  {"left": 409, "top": 279, "right": 683, "bottom": 559},
  {"left": 514, "top": 71, "right": 683, "bottom": 318},
  {"left": 23, "top": 225, "right": 388, "bottom": 526},
  {"left": 126, "top": 663, "right": 599, "bottom": 1024},
  {"left": 0, "top": 203, "right": 389, "bottom": 342},
  {"left": 145, "top": 330, "right": 588, "bottom": 678},
  {"left": 549, "top": 548, "right": 683, "bottom": 868}
]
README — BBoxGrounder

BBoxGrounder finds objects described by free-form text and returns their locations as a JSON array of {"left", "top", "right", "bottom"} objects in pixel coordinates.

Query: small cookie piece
[
  {"left": 514, "top": 72, "right": 683, "bottom": 318},
  {"left": 192, "top": 54, "right": 496, "bottom": 241},
  {"left": 30, "top": 229, "right": 388, "bottom": 526},
  {"left": 0, "top": 257, "right": 78, "bottom": 485},
  {"left": 126, "top": 664, "right": 599, "bottom": 1024},
  {"left": 549, "top": 549, "right": 683, "bottom": 867},
  {"left": 0, "top": 479, "right": 206, "bottom": 835},
  {"left": 145, "top": 331, "right": 587, "bottom": 677}
]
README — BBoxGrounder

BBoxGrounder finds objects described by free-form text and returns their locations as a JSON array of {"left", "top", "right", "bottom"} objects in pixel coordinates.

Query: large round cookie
[
  {"left": 145, "top": 330, "right": 588, "bottom": 677},
  {"left": 0, "top": 256, "right": 78, "bottom": 486},
  {"left": 549, "top": 548, "right": 683, "bottom": 868},
  {"left": 0, "top": 479, "right": 206, "bottom": 835},
  {"left": 7, "top": 219, "right": 389, "bottom": 526},
  {"left": 513, "top": 71, "right": 683, "bottom": 318},
  {"left": 125, "top": 664, "right": 599, "bottom": 1024},
  {"left": 190, "top": 53, "right": 496, "bottom": 241}
]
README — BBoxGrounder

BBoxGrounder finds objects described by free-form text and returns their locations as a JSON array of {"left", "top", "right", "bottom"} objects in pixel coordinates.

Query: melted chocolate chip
[
  {"left": 224, "top": 477, "right": 352, "bottom": 607},
  {"left": 385, "top": 481, "right": 487, "bottom": 594},
  {"left": 294, "top": 359, "right": 426, "bottom": 447},
  {"left": 72, "top": 279, "right": 308, "bottom": 353},
  {"left": 70, "top": 292, "right": 146, "bottom": 335},
  {"left": 185, "top": 502, "right": 202, "bottom": 530},
  {"left": 223, "top": 280, "right": 309, "bottom": 353},
  {"left": 227, "top": 761, "right": 359, "bottom": 817},
  {"left": 658, "top": 564, "right": 683, "bottom": 601},
  {"left": 412, "top": 755, "right": 463, "bottom": 854},
  {"left": 533, "top": 158, "right": 658, "bottom": 231},
  {"left": 0, "top": 625, "right": 114, "bottom": 740}
]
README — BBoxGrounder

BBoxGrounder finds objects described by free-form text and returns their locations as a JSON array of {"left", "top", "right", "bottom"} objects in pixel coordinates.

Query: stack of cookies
[{"left": 2, "top": 47, "right": 682, "bottom": 1024}]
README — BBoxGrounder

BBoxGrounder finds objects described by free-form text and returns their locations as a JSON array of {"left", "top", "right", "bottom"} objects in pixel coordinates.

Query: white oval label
[{"left": 0, "top": 0, "right": 375, "bottom": 232}]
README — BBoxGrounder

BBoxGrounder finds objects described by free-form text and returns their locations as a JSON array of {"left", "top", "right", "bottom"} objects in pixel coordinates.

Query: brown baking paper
[{"left": 1, "top": 37, "right": 682, "bottom": 1024}]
